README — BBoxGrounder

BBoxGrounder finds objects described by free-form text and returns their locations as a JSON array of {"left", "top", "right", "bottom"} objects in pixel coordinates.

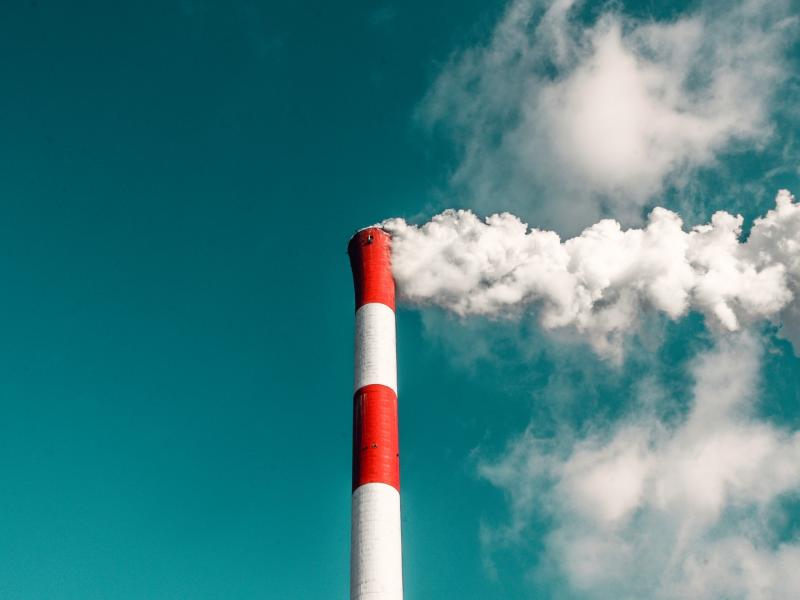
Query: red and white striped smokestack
[{"left": 348, "top": 228, "right": 403, "bottom": 600}]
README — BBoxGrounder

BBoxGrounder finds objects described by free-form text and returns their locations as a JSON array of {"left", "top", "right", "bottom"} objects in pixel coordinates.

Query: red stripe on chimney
[
  {"left": 348, "top": 228, "right": 395, "bottom": 311},
  {"left": 352, "top": 384, "right": 400, "bottom": 492}
]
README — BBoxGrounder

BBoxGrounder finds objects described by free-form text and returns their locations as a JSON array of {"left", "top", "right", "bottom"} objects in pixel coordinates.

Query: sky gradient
[{"left": 1, "top": 1, "right": 799, "bottom": 599}]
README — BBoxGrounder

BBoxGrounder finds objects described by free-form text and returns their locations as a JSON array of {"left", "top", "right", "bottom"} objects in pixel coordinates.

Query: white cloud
[
  {"left": 747, "top": 190, "right": 800, "bottom": 350},
  {"left": 478, "top": 334, "right": 800, "bottom": 599},
  {"left": 559, "top": 425, "right": 653, "bottom": 524},
  {"left": 384, "top": 190, "right": 800, "bottom": 360},
  {"left": 421, "top": 0, "right": 797, "bottom": 231},
  {"left": 399, "top": 2, "right": 800, "bottom": 597}
]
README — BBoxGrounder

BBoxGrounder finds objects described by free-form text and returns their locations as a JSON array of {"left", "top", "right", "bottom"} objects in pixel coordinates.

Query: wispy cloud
[
  {"left": 419, "top": 0, "right": 798, "bottom": 232},
  {"left": 396, "top": 1, "right": 800, "bottom": 595},
  {"left": 478, "top": 334, "right": 800, "bottom": 598}
]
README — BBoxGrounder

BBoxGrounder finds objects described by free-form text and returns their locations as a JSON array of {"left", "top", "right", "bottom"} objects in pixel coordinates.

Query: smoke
[
  {"left": 383, "top": 190, "right": 800, "bottom": 359},
  {"left": 479, "top": 334, "right": 800, "bottom": 599},
  {"left": 420, "top": 0, "right": 798, "bottom": 231},
  {"left": 386, "top": 0, "right": 800, "bottom": 596}
]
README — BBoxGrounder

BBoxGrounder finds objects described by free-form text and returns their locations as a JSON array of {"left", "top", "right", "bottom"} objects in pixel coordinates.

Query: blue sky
[{"left": 1, "top": 1, "right": 799, "bottom": 599}]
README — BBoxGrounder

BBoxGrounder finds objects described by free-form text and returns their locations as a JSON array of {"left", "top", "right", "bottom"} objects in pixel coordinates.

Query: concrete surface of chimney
[{"left": 348, "top": 228, "right": 403, "bottom": 600}]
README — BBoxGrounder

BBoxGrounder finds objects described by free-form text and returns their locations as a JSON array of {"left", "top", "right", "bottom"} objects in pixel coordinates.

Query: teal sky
[{"left": 1, "top": 1, "right": 799, "bottom": 599}]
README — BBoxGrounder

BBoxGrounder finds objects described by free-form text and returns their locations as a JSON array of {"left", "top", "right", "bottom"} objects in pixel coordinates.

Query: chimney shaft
[{"left": 348, "top": 228, "right": 403, "bottom": 600}]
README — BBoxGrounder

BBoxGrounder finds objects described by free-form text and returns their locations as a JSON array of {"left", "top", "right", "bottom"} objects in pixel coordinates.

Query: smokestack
[{"left": 348, "top": 228, "right": 403, "bottom": 600}]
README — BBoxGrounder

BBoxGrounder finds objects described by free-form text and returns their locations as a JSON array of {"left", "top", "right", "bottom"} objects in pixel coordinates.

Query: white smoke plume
[
  {"left": 398, "top": 2, "right": 800, "bottom": 597},
  {"left": 383, "top": 190, "right": 800, "bottom": 359}
]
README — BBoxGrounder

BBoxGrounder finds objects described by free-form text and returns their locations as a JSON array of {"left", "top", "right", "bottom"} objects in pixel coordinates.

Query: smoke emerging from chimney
[{"left": 383, "top": 190, "right": 800, "bottom": 359}]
